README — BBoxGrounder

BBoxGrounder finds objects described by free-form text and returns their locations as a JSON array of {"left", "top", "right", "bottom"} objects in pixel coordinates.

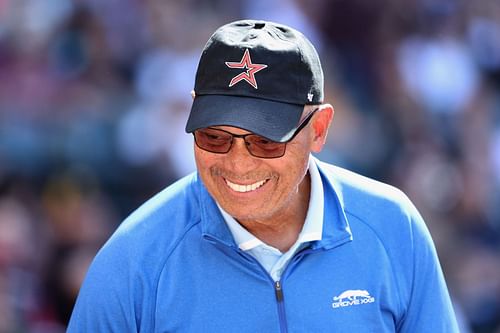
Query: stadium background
[{"left": 0, "top": 0, "right": 499, "bottom": 332}]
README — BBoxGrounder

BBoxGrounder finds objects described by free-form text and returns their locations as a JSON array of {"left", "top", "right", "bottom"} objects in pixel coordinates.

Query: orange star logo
[{"left": 225, "top": 49, "right": 268, "bottom": 89}]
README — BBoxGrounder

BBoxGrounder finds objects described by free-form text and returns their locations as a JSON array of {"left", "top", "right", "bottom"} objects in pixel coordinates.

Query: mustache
[{"left": 210, "top": 166, "right": 278, "bottom": 181}]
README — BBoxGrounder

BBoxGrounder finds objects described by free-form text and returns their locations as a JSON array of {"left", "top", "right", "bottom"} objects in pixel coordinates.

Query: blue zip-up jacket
[{"left": 68, "top": 160, "right": 459, "bottom": 332}]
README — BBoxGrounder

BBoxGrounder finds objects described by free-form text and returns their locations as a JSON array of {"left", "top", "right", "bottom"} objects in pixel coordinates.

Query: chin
[{"left": 220, "top": 204, "right": 254, "bottom": 219}]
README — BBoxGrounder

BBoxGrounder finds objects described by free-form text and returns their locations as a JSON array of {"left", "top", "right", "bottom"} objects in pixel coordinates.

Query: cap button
[{"left": 254, "top": 22, "right": 265, "bottom": 29}]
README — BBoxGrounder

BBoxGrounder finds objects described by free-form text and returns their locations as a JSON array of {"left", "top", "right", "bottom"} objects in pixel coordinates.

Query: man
[{"left": 68, "top": 20, "right": 459, "bottom": 332}]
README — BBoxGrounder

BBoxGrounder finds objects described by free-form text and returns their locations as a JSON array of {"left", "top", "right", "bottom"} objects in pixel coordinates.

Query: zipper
[
  {"left": 235, "top": 249, "right": 290, "bottom": 333},
  {"left": 271, "top": 247, "right": 318, "bottom": 333},
  {"left": 238, "top": 246, "right": 319, "bottom": 333},
  {"left": 274, "top": 281, "right": 284, "bottom": 302},
  {"left": 205, "top": 243, "right": 317, "bottom": 333},
  {"left": 274, "top": 281, "right": 288, "bottom": 333}
]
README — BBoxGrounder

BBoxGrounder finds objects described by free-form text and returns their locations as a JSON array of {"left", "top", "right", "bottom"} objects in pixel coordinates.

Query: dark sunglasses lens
[
  {"left": 194, "top": 128, "right": 232, "bottom": 153},
  {"left": 246, "top": 135, "right": 286, "bottom": 158}
]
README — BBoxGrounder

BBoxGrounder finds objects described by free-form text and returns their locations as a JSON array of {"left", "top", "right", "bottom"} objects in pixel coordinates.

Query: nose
[{"left": 225, "top": 137, "right": 259, "bottom": 173}]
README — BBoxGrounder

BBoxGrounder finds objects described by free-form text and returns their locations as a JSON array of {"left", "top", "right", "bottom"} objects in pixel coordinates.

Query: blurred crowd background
[{"left": 0, "top": 0, "right": 499, "bottom": 332}]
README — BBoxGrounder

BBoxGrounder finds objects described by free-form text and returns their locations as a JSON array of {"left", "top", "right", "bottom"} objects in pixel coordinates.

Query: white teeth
[{"left": 225, "top": 179, "right": 267, "bottom": 193}]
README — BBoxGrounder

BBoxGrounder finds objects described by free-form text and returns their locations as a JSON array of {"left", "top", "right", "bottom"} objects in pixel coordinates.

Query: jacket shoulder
[
  {"left": 108, "top": 172, "right": 202, "bottom": 260},
  {"left": 317, "top": 161, "right": 415, "bottom": 219},
  {"left": 69, "top": 173, "right": 204, "bottom": 331}
]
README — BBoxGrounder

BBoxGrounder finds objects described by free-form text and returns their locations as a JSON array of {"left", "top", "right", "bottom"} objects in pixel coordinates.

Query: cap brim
[{"left": 185, "top": 95, "right": 304, "bottom": 142}]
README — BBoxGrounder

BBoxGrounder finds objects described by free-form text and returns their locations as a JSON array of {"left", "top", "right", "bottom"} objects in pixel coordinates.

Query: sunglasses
[{"left": 193, "top": 108, "right": 318, "bottom": 159}]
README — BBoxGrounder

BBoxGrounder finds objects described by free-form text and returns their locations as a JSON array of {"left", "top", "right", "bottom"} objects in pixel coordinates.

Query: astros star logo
[{"left": 225, "top": 49, "right": 268, "bottom": 89}]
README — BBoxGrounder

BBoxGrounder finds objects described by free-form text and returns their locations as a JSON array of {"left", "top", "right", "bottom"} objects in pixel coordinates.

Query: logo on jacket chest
[{"left": 331, "top": 289, "right": 375, "bottom": 309}]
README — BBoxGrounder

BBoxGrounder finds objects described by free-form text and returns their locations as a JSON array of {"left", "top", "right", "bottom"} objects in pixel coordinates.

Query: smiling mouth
[{"left": 224, "top": 178, "right": 269, "bottom": 193}]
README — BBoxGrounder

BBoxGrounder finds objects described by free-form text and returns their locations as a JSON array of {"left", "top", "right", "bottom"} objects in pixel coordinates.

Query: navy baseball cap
[{"left": 185, "top": 19, "right": 324, "bottom": 142}]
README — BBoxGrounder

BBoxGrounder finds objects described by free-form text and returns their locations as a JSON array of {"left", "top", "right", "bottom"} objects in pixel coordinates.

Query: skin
[{"left": 195, "top": 103, "right": 334, "bottom": 252}]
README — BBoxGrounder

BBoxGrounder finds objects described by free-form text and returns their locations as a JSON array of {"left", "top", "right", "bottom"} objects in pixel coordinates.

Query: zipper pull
[{"left": 275, "top": 281, "right": 284, "bottom": 302}]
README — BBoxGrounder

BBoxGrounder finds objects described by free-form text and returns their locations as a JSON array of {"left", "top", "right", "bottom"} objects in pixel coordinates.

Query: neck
[{"left": 237, "top": 173, "right": 311, "bottom": 253}]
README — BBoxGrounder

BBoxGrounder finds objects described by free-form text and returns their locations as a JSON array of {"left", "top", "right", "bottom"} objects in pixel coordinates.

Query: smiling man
[{"left": 68, "top": 20, "right": 459, "bottom": 332}]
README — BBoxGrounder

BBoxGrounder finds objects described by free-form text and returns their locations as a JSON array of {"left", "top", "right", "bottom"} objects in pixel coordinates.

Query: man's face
[{"left": 194, "top": 110, "right": 321, "bottom": 224}]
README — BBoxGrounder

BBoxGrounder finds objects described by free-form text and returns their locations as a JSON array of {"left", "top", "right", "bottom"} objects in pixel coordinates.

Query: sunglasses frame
[{"left": 193, "top": 108, "right": 319, "bottom": 159}]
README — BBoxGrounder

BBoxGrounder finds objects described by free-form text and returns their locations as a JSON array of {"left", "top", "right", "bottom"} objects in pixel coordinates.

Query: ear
[{"left": 310, "top": 104, "right": 334, "bottom": 153}]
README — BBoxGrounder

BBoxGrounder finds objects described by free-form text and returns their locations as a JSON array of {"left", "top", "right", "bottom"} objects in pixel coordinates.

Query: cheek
[
  {"left": 278, "top": 158, "right": 308, "bottom": 190},
  {"left": 274, "top": 149, "right": 310, "bottom": 189},
  {"left": 194, "top": 149, "right": 217, "bottom": 184},
  {"left": 194, "top": 147, "right": 215, "bottom": 170},
  {"left": 194, "top": 148, "right": 233, "bottom": 202},
  {"left": 194, "top": 148, "right": 213, "bottom": 183}
]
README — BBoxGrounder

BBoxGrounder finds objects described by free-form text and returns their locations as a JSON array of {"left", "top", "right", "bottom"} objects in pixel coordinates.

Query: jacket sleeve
[
  {"left": 397, "top": 202, "right": 460, "bottom": 332},
  {"left": 66, "top": 241, "right": 144, "bottom": 333}
]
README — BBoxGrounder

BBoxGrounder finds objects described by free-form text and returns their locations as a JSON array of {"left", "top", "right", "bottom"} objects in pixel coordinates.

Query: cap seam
[
  {"left": 296, "top": 40, "right": 306, "bottom": 104},
  {"left": 272, "top": 26, "right": 305, "bottom": 103}
]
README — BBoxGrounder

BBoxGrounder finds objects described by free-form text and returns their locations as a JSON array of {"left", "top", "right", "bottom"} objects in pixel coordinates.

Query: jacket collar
[{"left": 310, "top": 158, "right": 353, "bottom": 250}]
